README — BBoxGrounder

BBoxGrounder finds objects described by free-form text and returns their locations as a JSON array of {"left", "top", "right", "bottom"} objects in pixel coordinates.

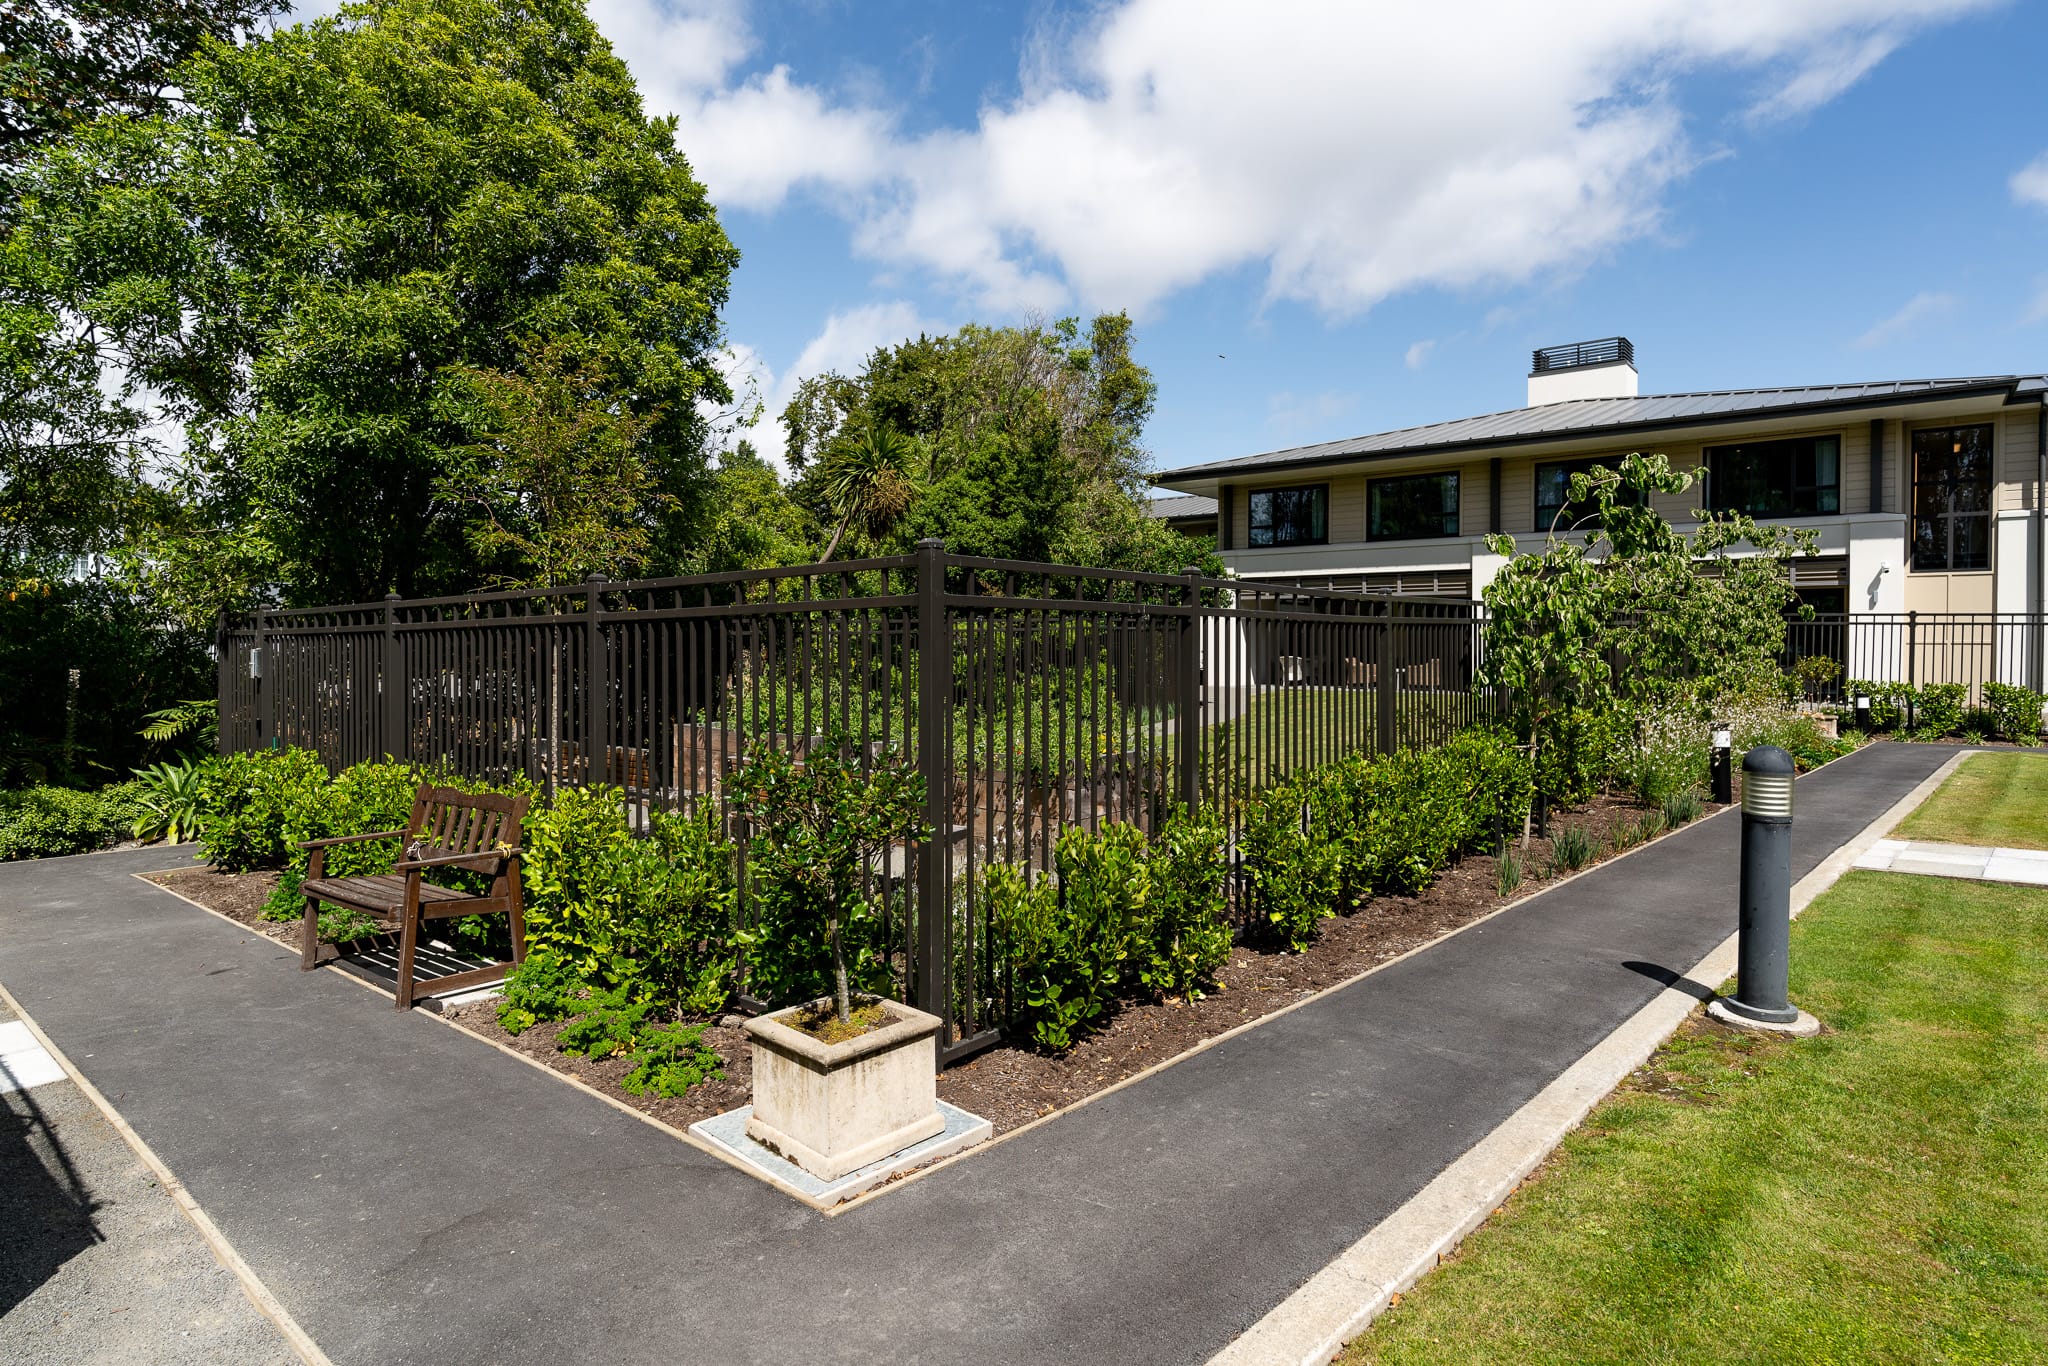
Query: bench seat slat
[{"left": 301, "top": 875, "right": 478, "bottom": 917}]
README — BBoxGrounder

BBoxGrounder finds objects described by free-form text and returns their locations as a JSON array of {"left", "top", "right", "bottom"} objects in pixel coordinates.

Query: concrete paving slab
[
  {"left": 692, "top": 1101, "right": 992, "bottom": 1209},
  {"left": 0, "top": 743, "right": 1956, "bottom": 1366}
]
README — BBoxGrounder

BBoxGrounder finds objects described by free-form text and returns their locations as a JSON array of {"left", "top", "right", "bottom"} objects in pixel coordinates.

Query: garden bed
[{"left": 146, "top": 789, "right": 1715, "bottom": 1138}]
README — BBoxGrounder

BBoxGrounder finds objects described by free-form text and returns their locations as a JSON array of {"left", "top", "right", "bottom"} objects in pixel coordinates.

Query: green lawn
[
  {"left": 1893, "top": 750, "right": 2048, "bottom": 849},
  {"left": 1202, "top": 688, "right": 1473, "bottom": 780},
  {"left": 1341, "top": 870, "right": 2048, "bottom": 1366}
]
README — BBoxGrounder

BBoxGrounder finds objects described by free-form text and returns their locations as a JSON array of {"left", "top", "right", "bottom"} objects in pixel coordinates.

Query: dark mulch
[
  {"left": 147, "top": 866, "right": 288, "bottom": 940},
  {"left": 146, "top": 791, "right": 1722, "bottom": 1140},
  {"left": 939, "top": 792, "right": 1706, "bottom": 1134}
]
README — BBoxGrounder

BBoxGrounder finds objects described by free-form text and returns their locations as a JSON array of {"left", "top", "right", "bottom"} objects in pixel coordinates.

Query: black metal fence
[
  {"left": 1779, "top": 612, "right": 2046, "bottom": 705},
  {"left": 219, "top": 542, "right": 1488, "bottom": 1062}
]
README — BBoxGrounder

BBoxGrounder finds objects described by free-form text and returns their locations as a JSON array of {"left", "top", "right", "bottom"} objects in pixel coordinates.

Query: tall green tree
[
  {"left": 7, "top": 0, "right": 738, "bottom": 616},
  {"left": 0, "top": 0, "right": 283, "bottom": 180},
  {"left": 780, "top": 312, "right": 1214, "bottom": 573}
]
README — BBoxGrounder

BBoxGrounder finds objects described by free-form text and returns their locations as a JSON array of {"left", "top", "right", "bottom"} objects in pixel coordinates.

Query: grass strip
[
  {"left": 1342, "top": 870, "right": 2048, "bottom": 1366},
  {"left": 1893, "top": 751, "right": 2048, "bottom": 850}
]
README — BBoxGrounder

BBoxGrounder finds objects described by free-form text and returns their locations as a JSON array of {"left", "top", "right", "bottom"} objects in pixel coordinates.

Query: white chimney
[{"left": 1528, "top": 337, "right": 1637, "bottom": 406}]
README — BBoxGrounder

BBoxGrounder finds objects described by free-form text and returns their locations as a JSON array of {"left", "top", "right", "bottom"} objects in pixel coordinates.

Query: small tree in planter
[
  {"left": 728, "top": 737, "right": 943, "bottom": 1180},
  {"left": 730, "top": 738, "right": 926, "bottom": 1023}
]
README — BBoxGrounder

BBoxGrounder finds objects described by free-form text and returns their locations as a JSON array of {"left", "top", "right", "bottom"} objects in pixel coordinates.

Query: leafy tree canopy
[
  {"left": 6, "top": 0, "right": 738, "bottom": 618},
  {"left": 1479, "top": 452, "right": 1820, "bottom": 752},
  {"left": 0, "top": 0, "right": 284, "bottom": 180},
  {"left": 780, "top": 313, "right": 1218, "bottom": 575}
]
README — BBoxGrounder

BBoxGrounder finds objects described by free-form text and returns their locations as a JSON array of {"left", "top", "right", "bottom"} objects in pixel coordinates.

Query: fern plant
[{"left": 131, "top": 758, "right": 208, "bottom": 843}]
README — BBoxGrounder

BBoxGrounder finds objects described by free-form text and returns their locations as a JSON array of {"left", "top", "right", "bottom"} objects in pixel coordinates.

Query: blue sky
[{"left": 581, "top": 0, "right": 2048, "bottom": 479}]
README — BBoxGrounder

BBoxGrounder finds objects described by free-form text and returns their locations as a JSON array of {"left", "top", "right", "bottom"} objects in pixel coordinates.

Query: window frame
[
  {"left": 1245, "top": 483, "right": 1330, "bottom": 548},
  {"left": 1532, "top": 457, "right": 1643, "bottom": 533},
  {"left": 1366, "top": 470, "right": 1461, "bottom": 542},
  {"left": 1909, "top": 423, "right": 1995, "bottom": 573},
  {"left": 1703, "top": 434, "right": 1843, "bottom": 519}
]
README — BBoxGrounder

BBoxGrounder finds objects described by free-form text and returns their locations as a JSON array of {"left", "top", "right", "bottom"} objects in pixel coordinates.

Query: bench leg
[
  {"left": 395, "top": 902, "right": 419, "bottom": 1010},
  {"left": 300, "top": 895, "right": 320, "bottom": 970}
]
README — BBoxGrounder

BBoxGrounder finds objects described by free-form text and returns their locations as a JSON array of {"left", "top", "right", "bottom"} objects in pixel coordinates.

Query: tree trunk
[
  {"left": 820, "top": 514, "right": 850, "bottom": 563},
  {"left": 829, "top": 912, "right": 851, "bottom": 1022},
  {"left": 1521, "top": 735, "right": 1539, "bottom": 852}
]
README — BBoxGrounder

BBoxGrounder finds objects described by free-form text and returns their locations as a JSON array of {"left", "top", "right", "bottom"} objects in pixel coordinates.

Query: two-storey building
[{"left": 1155, "top": 338, "right": 2048, "bottom": 690}]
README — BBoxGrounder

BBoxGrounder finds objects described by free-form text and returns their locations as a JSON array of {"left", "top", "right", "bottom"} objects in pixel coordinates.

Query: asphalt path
[{"left": 0, "top": 741, "right": 1953, "bottom": 1365}]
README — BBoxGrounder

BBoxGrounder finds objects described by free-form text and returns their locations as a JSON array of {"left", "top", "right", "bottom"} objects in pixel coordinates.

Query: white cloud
[
  {"left": 1405, "top": 340, "right": 1436, "bottom": 371},
  {"left": 1852, "top": 291, "right": 1957, "bottom": 349},
  {"left": 715, "top": 302, "right": 945, "bottom": 471},
  {"left": 2012, "top": 152, "right": 2048, "bottom": 210},
  {"left": 598, "top": 0, "right": 1992, "bottom": 317},
  {"left": 1744, "top": 31, "right": 1902, "bottom": 124}
]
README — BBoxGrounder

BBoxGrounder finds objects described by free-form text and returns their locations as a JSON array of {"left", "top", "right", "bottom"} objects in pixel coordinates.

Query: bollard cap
[{"left": 1741, "top": 744, "right": 1795, "bottom": 818}]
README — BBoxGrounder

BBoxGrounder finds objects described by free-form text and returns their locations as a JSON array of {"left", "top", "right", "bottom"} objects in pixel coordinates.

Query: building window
[
  {"left": 1911, "top": 424, "right": 1994, "bottom": 571},
  {"left": 1705, "top": 435, "right": 1841, "bottom": 517},
  {"left": 1533, "top": 458, "right": 1642, "bottom": 532},
  {"left": 1368, "top": 472, "right": 1460, "bottom": 541},
  {"left": 1247, "top": 484, "right": 1328, "bottom": 547}
]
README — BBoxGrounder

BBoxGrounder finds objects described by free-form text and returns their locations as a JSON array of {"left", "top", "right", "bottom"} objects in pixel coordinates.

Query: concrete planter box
[{"left": 744, "top": 997, "right": 945, "bottom": 1181}]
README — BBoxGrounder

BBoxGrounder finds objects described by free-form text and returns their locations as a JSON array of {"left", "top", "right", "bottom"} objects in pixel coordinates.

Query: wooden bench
[{"left": 296, "top": 785, "right": 530, "bottom": 1010}]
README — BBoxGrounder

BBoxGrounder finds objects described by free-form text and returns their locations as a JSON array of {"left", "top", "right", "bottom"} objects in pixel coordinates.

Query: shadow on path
[{"left": 0, "top": 1057, "right": 103, "bottom": 1316}]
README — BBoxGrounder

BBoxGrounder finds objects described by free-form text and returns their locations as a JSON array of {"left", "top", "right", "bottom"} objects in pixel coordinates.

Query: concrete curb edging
[
  {"left": 0, "top": 978, "right": 334, "bottom": 1366},
  {"left": 1207, "top": 748, "right": 1973, "bottom": 1366}
]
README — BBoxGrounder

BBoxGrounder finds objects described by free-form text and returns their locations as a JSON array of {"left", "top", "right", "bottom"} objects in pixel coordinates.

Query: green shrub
[
  {"left": 620, "top": 1023, "right": 724, "bottom": 1097},
  {"left": 1982, "top": 682, "right": 2045, "bottom": 745},
  {"left": 1536, "top": 706, "right": 1623, "bottom": 806},
  {"left": 1352, "top": 749, "right": 1461, "bottom": 897},
  {"left": 1139, "top": 807, "right": 1230, "bottom": 1001},
  {"left": 496, "top": 950, "right": 590, "bottom": 1035},
  {"left": 0, "top": 782, "right": 145, "bottom": 861},
  {"left": 987, "top": 823, "right": 1155, "bottom": 1053},
  {"left": 1910, "top": 683, "right": 1967, "bottom": 738},
  {"left": 1846, "top": 680, "right": 1910, "bottom": 731},
  {"left": 1610, "top": 703, "right": 1710, "bottom": 806},
  {"left": 521, "top": 791, "right": 738, "bottom": 1018},
  {"left": 1242, "top": 776, "right": 1340, "bottom": 951},
  {"left": 195, "top": 748, "right": 332, "bottom": 871},
  {"left": 1441, "top": 727, "right": 1535, "bottom": 852},
  {"left": 555, "top": 984, "right": 658, "bottom": 1058}
]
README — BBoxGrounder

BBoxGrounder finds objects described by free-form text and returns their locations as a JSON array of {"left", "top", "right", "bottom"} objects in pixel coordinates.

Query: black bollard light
[
  {"left": 1709, "top": 725, "right": 1733, "bottom": 805},
  {"left": 1714, "top": 745, "right": 1809, "bottom": 1029},
  {"left": 1853, "top": 690, "right": 1871, "bottom": 732}
]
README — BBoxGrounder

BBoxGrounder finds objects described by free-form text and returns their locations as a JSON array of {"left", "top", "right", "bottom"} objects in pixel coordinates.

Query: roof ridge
[{"left": 1159, "top": 373, "right": 2041, "bottom": 480}]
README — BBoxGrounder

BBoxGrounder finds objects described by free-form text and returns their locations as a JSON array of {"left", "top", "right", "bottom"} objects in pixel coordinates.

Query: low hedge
[{"left": 0, "top": 781, "right": 146, "bottom": 862}]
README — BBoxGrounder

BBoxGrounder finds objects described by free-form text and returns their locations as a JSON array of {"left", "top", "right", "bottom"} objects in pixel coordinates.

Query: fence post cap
[{"left": 915, "top": 537, "right": 945, "bottom": 551}]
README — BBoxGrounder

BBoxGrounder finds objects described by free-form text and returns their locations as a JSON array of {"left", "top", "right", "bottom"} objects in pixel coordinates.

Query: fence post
[
  {"left": 914, "top": 539, "right": 950, "bottom": 1057},
  {"left": 381, "top": 593, "right": 403, "bottom": 762},
  {"left": 1177, "top": 567, "right": 1203, "bottom": 815},
  {"left": 1376, "top": 603, "right": 1399, "bottom": 754},
  {"left": 584, "top": 574, "right": 607, "bottom": 782},
  {"left": 214, "top": 610, "right": 230, "bottom": 756},
  {"left": 254, "top": 608, "right": 272, "bottom": 751}
]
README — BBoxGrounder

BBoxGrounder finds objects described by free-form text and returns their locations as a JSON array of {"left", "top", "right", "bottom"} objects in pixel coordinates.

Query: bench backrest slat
[{"left": 404, "top": 785, "right": 530, "bottom": 864}]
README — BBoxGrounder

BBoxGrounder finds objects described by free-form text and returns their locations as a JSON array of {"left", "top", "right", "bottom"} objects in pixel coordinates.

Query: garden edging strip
[
  {"left": 1205, "top": 747, "right": 1975, "bottom": 1366},
  {"left": 0, "top": 977, "right": 333, "bottom": 1366}
]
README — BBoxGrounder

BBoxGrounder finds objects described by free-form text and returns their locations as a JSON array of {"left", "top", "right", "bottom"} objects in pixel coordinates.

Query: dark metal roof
[
  {"left": 1158, "top": 374, "right": 2045, "bottom": 483},
  {"left": 1146, "top": 493, "right": 1218, "bottom": 520}
]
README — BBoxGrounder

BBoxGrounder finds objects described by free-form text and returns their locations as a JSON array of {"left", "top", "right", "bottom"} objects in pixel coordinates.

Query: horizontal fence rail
[{"left": 1780, "top": 611, "right": 2048, "bottom": 705}]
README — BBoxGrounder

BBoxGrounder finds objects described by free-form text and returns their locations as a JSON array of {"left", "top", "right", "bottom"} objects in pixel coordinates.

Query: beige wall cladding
[
  {"left": 1902, "top": 571, "right": 1996, "bottom": 613},
  {"left": 1999, "top": 409, "right": 2041, "bottom": 512}
]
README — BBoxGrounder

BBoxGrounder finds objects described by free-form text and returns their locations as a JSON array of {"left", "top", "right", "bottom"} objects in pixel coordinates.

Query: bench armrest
[
  {"left": 297, "top": 829, "right": 406, "bottom": 851},
  {"left": 393, "top": 846, "right": 522, "bottom": 872}
]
